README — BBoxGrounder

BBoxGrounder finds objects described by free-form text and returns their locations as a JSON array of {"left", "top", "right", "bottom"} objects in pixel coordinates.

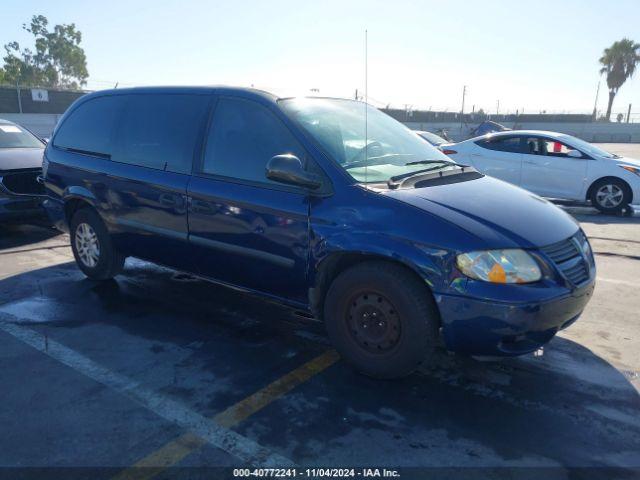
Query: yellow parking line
[
  {"left": 214, "top": 348, "right": 340, "bottom": 428},
  {"left": 112, "top": 349, "right": 339, "bottom": 480}
]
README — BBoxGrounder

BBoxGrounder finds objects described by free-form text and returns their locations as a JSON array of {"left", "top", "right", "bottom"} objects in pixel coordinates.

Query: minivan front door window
[{"left": 203, "top": 97, "right": 306, "bottom": 184}]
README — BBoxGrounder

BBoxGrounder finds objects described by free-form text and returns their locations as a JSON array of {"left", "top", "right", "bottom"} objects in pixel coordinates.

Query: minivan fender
[
  {"left": 62, "top": 186, "right": 98, "bottom": 206},
  {"left": 60, "top": 186, "right": 101, "bottom": 224},
  {"left": 309, "top": 230, "right": 453, "bottom": 318}
]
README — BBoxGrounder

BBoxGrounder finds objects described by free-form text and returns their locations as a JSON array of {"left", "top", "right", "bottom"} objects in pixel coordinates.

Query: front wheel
[
  {"left": 590, "top": 178, "right": 631, "bottom": 214},
  {"left": 323, "top": 261, "right": 440, "bottom": 379},
  {"left": 70, "top": 208, "right": 125, "bottom": 280}
]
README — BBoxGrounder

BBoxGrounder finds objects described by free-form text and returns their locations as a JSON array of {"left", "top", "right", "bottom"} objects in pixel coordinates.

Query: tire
[
  {"left": 589, "top": 178, "right": 632, "bottom": 215},
  {"left": 323, "top": 261, "right": 440, "bottom": 379},
  {"left": 70, "top": 208, "right": 125, "bottom": 280}
]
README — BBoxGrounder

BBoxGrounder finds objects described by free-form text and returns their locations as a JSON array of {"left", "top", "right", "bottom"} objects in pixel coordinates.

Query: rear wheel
[
  {"left": 324, "top": 261, "right": 440, "bottom": 379},
  {"left": 70, "top": 208, "right": 124, "bottom": 280},
  {"left": 590, "top": 178, "right": 631, "bottom": 214}
]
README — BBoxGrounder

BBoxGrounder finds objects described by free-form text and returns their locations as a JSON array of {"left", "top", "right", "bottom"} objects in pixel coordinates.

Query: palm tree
[{"left": 599, "top": 38, "right": 640, "bottom": 121}]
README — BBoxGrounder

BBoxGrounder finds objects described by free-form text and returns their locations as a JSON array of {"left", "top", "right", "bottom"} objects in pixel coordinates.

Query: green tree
[
  {"left": 599, "top": 38, "right": 640, "bottom": 121},
  {"left": 2, "top": 15, "right": 88, "bottom": 89}
]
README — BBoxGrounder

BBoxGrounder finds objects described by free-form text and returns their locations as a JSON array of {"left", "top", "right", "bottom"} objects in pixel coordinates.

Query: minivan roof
[
  {"left": 81, "top": 85, "right": 279, "bottom": 101},
  {"left": 79, "top": 86, "right": 360, "bottom": 104}
]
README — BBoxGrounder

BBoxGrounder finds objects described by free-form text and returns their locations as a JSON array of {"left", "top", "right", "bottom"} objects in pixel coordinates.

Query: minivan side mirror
[
  {"left": 266, "top": 154, "right": 322, "bottom": 190},
  {"left": 567, "top": 149, "right": 583, "bottom": 159}
]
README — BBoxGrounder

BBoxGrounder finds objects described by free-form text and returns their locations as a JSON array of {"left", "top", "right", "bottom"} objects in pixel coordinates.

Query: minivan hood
[
  {"left": 0, "top": 147, "right": 44, "bottom": 171},
  {"left": 383, "top": 175, "right": 578, "bottom": 248}
]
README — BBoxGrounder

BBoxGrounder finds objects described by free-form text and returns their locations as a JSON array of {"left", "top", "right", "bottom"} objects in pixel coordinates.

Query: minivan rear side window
[
  {"left": 53, "top": 95, "right": 124, "bottom": 156},
  {"left": 202, "top": 97, "right": 305, "bottom": 184},
  {"left": 114, "top": 94, "right": 210, "bottom": 174}
]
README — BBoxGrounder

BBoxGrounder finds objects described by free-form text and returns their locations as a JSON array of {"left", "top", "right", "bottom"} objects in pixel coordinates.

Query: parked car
[
  {"left": 43, "top": 88, "right": 595, "bottom": 378},
  {"left": 415, "top": 130, "right": 449, "bottom": 147},
  {"left": 443, "top": 130, "right": 640, "bottom": 214},
  {"left": 0, "top": 118, "right": 47, "bottom": 222}
]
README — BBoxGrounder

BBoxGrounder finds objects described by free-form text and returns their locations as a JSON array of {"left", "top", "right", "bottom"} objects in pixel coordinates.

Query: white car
[{"left": 443, "top": 130, "right": 640, "bottom": 214}]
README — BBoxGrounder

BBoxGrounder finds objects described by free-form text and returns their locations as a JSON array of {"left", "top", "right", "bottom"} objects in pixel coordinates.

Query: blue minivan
[{"left": 43, "top": 87, "right": 595, "bottom": 378}]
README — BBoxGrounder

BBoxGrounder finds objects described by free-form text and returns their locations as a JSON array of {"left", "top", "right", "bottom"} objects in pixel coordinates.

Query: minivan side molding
[
  {"left": 115, "top": 217, "right": 188, "bottom": 241},
  {"left": 188, "top": 234, "right": 295, "bottom": 269}
]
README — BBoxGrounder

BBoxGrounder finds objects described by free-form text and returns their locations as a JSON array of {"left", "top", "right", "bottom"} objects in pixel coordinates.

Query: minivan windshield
[
  {"left": 0, "top": 123, "right": 44, "bottom": 149},
  {"left": 279, "top": 98, "right": 454, "bottom": 183}
]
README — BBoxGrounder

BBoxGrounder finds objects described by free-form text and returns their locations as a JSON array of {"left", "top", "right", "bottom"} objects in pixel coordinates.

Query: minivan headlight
[{"left": 456, "top": 249, "right": 541, "bottom": 284}]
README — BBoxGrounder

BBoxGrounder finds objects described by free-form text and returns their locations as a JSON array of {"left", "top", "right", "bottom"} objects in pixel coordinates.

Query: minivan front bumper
[{"left": 436, "top": 280, "right": 595, "bottom": 356}]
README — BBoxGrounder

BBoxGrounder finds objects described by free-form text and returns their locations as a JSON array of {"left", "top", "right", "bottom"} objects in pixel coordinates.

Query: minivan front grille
[
  {"left": 0, "top": 169, "right": 44, "bottom": 196},
  {"left": 540, "top": 233, "right": 591, "bottom": 286}
]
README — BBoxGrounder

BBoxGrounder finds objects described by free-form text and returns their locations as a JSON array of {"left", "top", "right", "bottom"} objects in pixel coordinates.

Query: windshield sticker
[{"left": 0, "top": 125, "right": 22, "bottom": 133}]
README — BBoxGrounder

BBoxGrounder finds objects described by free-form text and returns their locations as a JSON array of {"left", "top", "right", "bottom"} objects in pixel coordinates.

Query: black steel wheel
[
  {"left": 347, "top": 291, "right": 401, "bottom": 354},
  {"left": 324, "top": 261, "right": 440, "bottom": 379}
]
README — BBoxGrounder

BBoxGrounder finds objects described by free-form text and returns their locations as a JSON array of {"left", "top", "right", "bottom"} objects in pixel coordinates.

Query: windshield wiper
[
  {"left": 404, "top": 159, "right": 449, "bottom": 166},
  {"left": 404, "top": 159, "right": 468, "bottom": 168},
  {"left": 344, "top": 153, "right": 413, "bottom": 169},
  {"left": 387, "top": 162, "right": 470, "bottom": 189}
]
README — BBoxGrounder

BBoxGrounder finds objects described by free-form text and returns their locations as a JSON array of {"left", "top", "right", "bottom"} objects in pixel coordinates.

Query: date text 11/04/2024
[{"left": 232, "top": 468, "right": 401, "bottom": 477}]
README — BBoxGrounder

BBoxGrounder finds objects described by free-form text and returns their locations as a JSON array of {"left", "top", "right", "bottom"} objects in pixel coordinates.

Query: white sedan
[{"left": 442, "top": 130, "right": 640, "bottom": 214}]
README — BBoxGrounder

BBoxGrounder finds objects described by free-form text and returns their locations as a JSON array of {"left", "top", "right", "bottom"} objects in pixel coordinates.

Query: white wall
[
  {"left": 3, "top": 112, "right": 640, "bottom": 144},
  {"left": 404, "top": 121, "right": 640, "bottom": 143}
]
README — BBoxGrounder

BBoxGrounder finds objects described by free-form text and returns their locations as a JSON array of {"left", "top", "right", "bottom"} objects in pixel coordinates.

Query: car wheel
[
  {"left": 590, "top": 178, "right": 632, "bottom": 214},
  {"left": 323, "top": 261, "right": 440, "bottom": 379},
  {"left": 70, "top": 208, "right": 125, "bottom": 280}
]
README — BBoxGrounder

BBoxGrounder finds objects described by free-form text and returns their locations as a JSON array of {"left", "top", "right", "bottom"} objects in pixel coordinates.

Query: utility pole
[
  {"left": 15, "top": 64, "right": 23, "bottom": 114},
  {"left": 460, "top": 85, "right": 467, "bottom": 126},
  {"left": 16, "top": 80, "right": 22, "bottom": 114},
  {"left": 627, "top": 104, "right": 632, "bottom": 123},
  {"left": 496, "top": 99, "right": 500, "bottom": 116},
  {"left": 592, "top": 80, "right": 600, "bottom": 120}
]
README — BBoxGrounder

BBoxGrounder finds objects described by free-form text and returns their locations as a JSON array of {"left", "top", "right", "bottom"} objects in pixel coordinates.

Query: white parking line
[
  {"left": 0, "top": 314, "right": 295, "bottom": 467},
  {"left": 597, "top": 277, "right": 640, "bottom": 288}
]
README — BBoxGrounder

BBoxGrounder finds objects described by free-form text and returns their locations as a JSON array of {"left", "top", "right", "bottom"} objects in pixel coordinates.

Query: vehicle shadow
[
  {"left": 0, "top": 260, "right": 639, "bottom": 472},
  {"left": 571, "top": 213, "right": 640, "bottom": 225},
  {"left": 0, "top": 223, "right": 63, "bottom": 250},
  {"left": 559, "top": 200, "right": 639, "bottom": 222}
]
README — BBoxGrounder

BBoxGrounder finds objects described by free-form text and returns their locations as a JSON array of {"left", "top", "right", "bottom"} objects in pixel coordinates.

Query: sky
[{"left": 1, "top": 0, "right": 639, "bottom": 116}]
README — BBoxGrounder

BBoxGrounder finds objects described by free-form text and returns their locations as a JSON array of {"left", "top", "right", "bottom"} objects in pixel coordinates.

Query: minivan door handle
[
  {"left": 190, "top": 198, "right": 216, "bottom": 214},
  {"left": 159, "top": 194, "right": 177, "bottom": 207}
]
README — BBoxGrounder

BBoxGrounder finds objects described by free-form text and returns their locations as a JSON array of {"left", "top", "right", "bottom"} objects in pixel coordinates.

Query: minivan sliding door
[{"left": 109, "top": 93, "right": 210, "bottom": 270}]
